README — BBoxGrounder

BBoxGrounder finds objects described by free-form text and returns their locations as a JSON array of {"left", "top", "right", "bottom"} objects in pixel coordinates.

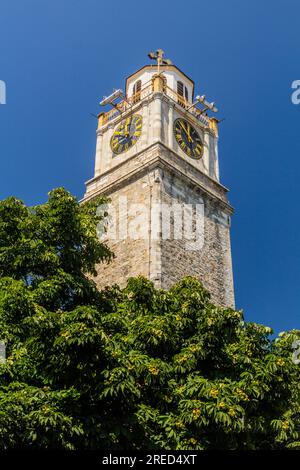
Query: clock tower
[{"left": 83, "top": 50, "right": 235, "bottom": 307}]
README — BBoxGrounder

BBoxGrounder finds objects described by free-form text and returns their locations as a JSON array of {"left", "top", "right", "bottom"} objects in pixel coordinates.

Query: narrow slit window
[
  {"left": 184, "top": 86, "right": 189, "bottom": 102},
  {"left": 177, "top": 81, "right": 184, "bottom": 97},
  {"left": 133, "top": 80, "right": 141, "bottom": 103},
  {"left": 177, "top": 81, "right": 188, "bottom": 107}
]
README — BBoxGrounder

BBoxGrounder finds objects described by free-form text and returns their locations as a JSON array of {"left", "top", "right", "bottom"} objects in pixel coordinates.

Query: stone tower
[{"left": 83, "top": 51, "right": 235, "bottom": 307}]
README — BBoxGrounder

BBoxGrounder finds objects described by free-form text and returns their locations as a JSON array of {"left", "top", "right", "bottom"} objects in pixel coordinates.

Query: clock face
[
  {"left": 110, "top": 114, "right": 142, "bottom": 155},
  {"left": 174, "top": 118, "right": 204, "bottom": 159}
]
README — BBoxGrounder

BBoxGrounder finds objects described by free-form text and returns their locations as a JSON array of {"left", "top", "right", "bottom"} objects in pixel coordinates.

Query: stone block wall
[
  {"left": 91, "top": 175, "right": 151, "bottom": 289},
  {"left": 89, "top": 158, "right": 234, "bottom": 308},
  {"left": 159, "top": 169, "right": 235, "bottom": 307}
]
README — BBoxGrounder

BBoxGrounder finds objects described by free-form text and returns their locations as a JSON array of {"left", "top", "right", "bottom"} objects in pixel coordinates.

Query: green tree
[{"left": 0, "top": 188, "right": 299, "bottom": 449}]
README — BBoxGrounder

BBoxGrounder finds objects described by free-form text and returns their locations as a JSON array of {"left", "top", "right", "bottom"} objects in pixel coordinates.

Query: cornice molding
[{"left": 83, "top": 143, "right": 233, "bottom": 213}]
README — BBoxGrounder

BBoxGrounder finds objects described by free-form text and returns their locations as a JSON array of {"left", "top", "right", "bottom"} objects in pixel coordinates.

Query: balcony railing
[
  {"left": 99, "top": 80, "right": 211, "bottom": 128},
  {"left": 164, "top": 85, "right": 210, "bottom": 126}
]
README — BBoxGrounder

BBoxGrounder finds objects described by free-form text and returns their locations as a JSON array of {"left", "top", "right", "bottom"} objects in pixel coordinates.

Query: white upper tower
[{"left": 87, "top": 49, "right": 220, "bottom": 197}]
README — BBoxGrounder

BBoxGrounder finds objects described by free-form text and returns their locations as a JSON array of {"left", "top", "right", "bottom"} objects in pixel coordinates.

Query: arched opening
[
  {"left": 132, "top": 79, "right": 142, "bottom": 103},
  {"left": 177, "top": 80, "right": 188, "bottom": 107}
]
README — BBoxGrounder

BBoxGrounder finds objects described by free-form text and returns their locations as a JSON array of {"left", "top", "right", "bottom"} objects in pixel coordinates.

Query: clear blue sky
[{"left": 0, "top": 0, "right": 299, "bottom": 333}]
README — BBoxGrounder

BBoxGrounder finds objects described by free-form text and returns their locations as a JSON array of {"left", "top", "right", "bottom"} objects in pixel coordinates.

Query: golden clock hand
[
  {"left": 180, "top": 121, "right": 192, "bottom": 142},
  {"left": 180, "top": 121, "right": 187, "bottom": 133},
  {"left": 125, "top": 117, "right": 132, "bottom": 137},
  {"left": 186, "top": 125, "right": 192, "bottom": 143}
]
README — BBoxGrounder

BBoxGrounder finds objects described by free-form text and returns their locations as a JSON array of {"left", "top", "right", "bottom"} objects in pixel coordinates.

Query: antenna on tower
[
  {"left": 186, "top": 94, "right": 218, "bottom": 115},
  {"left": 100, "top": 89, "right": 124, "bottom": 107},
  {"left": 99, "top": 89, "right": 124, "bottom": 114},
  {"left": 195, "top": 95, "right": 218, "bottom": 113}
]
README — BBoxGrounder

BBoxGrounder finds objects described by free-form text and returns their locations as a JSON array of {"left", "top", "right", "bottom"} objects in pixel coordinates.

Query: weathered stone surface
[{"left": 85, "top": 144, "right": 234, "bottom": 308}]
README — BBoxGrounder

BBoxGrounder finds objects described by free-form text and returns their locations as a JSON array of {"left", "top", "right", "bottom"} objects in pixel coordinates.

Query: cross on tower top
[{"left": 148, "top": 49, "right": 173, "bottom": 73}]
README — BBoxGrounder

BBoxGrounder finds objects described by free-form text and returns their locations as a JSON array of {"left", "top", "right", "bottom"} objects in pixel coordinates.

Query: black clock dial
[
  {"left": 110, "top": 114, "right": 142, "bottom": 154},
  {"left": 174, "top": 118, "right": 204, "bottom": 159}
]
